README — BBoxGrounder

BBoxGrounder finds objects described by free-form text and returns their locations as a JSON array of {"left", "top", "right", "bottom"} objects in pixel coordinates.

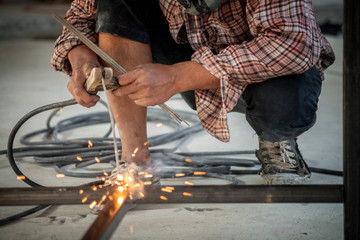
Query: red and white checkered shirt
[{"left": 52, "top": 0, "right": 335, "bottom": 142}]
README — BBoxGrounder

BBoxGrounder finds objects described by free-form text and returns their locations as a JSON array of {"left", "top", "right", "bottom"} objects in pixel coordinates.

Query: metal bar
[
  {"left": 0, "top": 185, "right": 343, "bottom": 206},
  {"left": 343, "top": 0, "right": 360, "bottom": 239},
  {"left": 52, "top": 14, "right": 189, "bottom": 127},
  {"left": 0, "top": 186, "right": 114, "bottom": 206},
  {"left": 81, "top": 190, "right": 131, "bottom": 240}
]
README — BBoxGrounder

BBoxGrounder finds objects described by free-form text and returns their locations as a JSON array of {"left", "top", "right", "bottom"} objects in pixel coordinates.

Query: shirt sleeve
[
  {"left": 191, "top": 0, "right": 335, "bottom": 142},
  {"left": 51, "top": 0, "right": 98, "bottom": 76}
]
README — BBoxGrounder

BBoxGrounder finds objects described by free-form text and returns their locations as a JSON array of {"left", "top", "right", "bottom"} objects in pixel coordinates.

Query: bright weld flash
[
  {"left": 118, "top": 186, "right": 124, "bottom": 192},
  {"left": 17, "top": 175, "right": 26, "bottom": 180},
  {"left": 117, "top": 196, "right": 125, "bottom": 205},
  {"left": 117, "top": 174, "right": 124, "bottom": 181}
]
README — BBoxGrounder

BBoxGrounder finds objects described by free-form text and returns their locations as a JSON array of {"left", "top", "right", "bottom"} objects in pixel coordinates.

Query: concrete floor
[{"left": 0, "top": 2, "right": 344, "bottom": 240}]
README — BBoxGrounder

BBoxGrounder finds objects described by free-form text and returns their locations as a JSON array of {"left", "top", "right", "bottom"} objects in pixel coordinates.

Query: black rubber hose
[{"left": 7, "top": 99, "right": 78, "bottom": 188}]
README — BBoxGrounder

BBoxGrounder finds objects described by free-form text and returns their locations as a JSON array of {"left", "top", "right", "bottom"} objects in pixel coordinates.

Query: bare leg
[{"left": 98, "top": 32, "right": 152, "bottom": 165}]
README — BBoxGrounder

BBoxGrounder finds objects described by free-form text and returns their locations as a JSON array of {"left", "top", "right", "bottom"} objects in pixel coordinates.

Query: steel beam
[
  {"left": 343, "top": 0, "right": 360, "bottom": 239},
  {"left": 81, "top": 190, "right": 131, "bottom": 240},
  {"left": 0, "top": 185, "right": 343, "bottom": 206}
]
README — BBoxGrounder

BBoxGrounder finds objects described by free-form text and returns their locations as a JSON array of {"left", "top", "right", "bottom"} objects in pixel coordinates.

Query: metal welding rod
[{"left": 52, "top": 14, "right": 189, "bottom": 127}]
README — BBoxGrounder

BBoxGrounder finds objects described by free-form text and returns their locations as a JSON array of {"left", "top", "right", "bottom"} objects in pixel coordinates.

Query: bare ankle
[{"left": 122, "top": 146, "right": 150, "bottom": 165}]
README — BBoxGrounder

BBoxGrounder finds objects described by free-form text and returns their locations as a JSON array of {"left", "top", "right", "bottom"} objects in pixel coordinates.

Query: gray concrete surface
[{"left": 0, "top": 2, "right": 344, "bottom": 240}]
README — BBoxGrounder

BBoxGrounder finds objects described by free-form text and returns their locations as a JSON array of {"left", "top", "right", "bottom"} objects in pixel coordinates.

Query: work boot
[{"left": 256, "top": 138, "right": 311, "bottom": 184}]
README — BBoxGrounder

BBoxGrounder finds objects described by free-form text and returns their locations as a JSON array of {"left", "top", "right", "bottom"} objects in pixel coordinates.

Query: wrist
[{"left": 68, "top": 45, "right": 100, "bottom": 70}]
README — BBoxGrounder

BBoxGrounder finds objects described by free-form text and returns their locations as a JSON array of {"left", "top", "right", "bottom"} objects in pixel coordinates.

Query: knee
[{"left": 244, "top": 68, "right": 322, "bottom": 141}]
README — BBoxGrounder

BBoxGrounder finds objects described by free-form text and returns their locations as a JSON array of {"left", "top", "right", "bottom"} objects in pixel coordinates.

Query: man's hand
[
  {"left": 68, "top": 45, "right": 101, "bottom": 108},
  {"left": 113, "top": 64, "right": 178, "bottom": 106},
  {"left": 112, "top": 62, "right": 220, "bottom": 106}
]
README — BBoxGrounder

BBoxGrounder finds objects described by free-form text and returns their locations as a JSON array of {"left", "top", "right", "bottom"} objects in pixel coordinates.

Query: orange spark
[
  {"left": 17, "top": 175, "right": 26, "bottom": 180},
  {"left": 160, "top": 196, "right": 168, "bottom": 201},
  {"left": 138, "top": 171, "right": 145, "bottom": 175},
  {"left": 81, "top": 197, "right": 88, "bottom": 203},
  {"left": 176, "top": 173, "right": 185, "bottom": 177},
  {"left": 95, "top": 157, "right": 100, "bottom": 163},
  {"left": 128, "top": 176, "right": 133, "bottom": 182},
  {"left": 89, "top": 201, "right": 97, "bottom": 209},
  {"left": 145, "top": 174, "right": 153, "bottom": 178},
  {"left": 184, "top": 181, "right": 194, "bottom": 186},
  {"left": 79, "top": 189, "right": 84, "bottom": 194},
  {"left": 133, "top": 147, "right": 139, "bottom": 154},
  {"left": 92, "top": 186, "right": 97, "bottom": 191},
  {"left": 59, "top": 107, "right": 63, "bottom": 112},
  {"left": 56, "top": 174, "right": 65, "bottom": 178},
  {"left": 144, "top": 181, "right": 152, "bottom": 185},
  {"left": 76, "top": 156, "right": 83, "bottom": 162},
  {"left": 194, "top": 171, "right": 206, "bottom": 175},
  {"left": 165, "top": 186, "right": 174, "bottom": 190},
  {"left": 156, "top": 123, "right": 163, "bottom": 127},
  {"left": 88, "top": 140, "right": 93, "bottom": 148},
  {"left": 129, "top": 225, "right": 134, "bottom": 234},
  {"left": 161, "top": 188, "right": 173, "bottom": 193},
  {"left": 139, "top": 192, "right": 145, "bottom": 198},
  {"left": 185, "top": 158, "right": 192, "bottom": 163},
  {"left": 183, "top": 192, "right": 193, "bottom": 197},
  {"left": 143, "top": 141, "right": 148, "bottom": 146},
  {"left": 109, "top": 196, "right": 113, "bottom": 201},
  {"left": 104, "top": 172, "right": 109, "bottom": 176}
]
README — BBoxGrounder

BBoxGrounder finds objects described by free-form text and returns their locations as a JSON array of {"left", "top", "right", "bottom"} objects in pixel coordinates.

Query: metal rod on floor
[
  {"left": 343, "top": 0, "right": 360, "bottom": 239},
  {"left": 81, "top": 190, "right": 131, "bottom": 240},
  {"left": 0, "top": 185, "right": 344, "bottom": 206}
]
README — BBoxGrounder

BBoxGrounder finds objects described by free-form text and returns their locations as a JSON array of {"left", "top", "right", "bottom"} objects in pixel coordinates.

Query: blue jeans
[{"left": 96, "top": 0, "right": 323, "bottom": 142}]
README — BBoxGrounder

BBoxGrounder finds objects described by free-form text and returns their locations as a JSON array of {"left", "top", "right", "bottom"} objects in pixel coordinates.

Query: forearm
[
  {"left": 51, "top": 0, "right": 97, "bottom": 75},
  {"left": 171, "top": 61, "right": 220, "bottom": 93}
]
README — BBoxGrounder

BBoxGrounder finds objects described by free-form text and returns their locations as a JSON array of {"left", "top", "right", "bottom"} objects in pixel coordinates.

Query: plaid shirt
[{"left": 52, "top": 0, "right": 335, "bottom": 142}]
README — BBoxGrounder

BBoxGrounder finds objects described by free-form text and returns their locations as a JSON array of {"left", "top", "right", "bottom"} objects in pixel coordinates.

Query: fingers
[{"left": 68, "top": 63, "right": 100, "bottom": 108}]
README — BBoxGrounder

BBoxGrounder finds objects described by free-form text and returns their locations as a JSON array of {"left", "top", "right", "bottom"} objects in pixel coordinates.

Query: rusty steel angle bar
[{"left": 0, "top": 185, "right": 343, "bottom": 206}]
